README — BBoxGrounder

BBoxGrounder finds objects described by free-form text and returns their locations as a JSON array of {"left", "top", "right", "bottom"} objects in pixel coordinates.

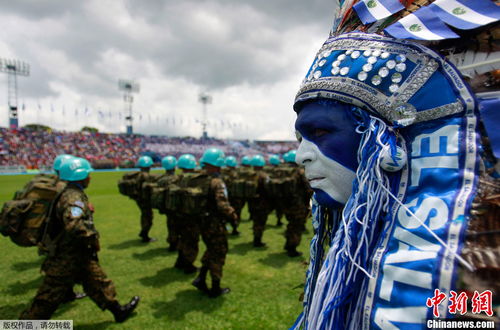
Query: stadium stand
[{"left": 0, "top": 127, "right": 297, "bottom": 170}]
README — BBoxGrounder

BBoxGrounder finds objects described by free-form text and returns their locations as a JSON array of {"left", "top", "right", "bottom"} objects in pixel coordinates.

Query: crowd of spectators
[{"left": 0, "top": 127, "right": 298, "bottom": 170}]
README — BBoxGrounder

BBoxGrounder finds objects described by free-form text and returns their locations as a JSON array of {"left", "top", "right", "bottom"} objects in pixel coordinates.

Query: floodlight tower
[
  {"left": 0, "top": 58, "right": 30, "bottom": 129},
  {"left": 198, "top": 92, "right": 212, "bottom": 139},
  {"left": 118, "top": 79, "right": 140, "bottom": 135}
]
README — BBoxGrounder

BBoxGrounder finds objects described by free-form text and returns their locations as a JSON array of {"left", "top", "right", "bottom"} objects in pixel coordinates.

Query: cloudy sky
[{"left": 0, "top": 1, "right": 334, "bottom": 140}]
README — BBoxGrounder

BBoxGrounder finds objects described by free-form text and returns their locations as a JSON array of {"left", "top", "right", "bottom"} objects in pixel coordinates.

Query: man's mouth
[{"left": 308, "top": 176, "right": 325, "bottom": 183}]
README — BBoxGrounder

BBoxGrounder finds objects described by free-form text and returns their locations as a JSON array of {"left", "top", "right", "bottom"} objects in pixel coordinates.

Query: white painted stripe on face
[{"left": 297, "top": 138, "right": 356, "bottom": 204}]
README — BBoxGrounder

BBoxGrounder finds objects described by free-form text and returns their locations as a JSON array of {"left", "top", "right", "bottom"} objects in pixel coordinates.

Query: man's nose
[{"left": 296, "top": 139, "right": 317, "bottom": 165}]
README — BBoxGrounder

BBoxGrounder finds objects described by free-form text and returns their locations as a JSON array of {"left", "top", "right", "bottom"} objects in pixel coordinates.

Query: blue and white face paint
[{"left": 295, "top": 100, "right": 362, "bottom": 208}]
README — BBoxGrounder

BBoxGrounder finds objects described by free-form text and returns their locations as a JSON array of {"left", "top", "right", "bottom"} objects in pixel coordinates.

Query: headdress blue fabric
[
  {"left": 53, "top": 154, "right": 74, "bottom": 172},
  {"left": 250, "top": 155, "right": 265, "bottom": 167},
  {"left": 225, "top": 156, "right": 238, "bottom": 168},
  {"left": 269, "top": 154, "right": 281, "bottom": 166},
  {"left": 161, "top": 156, "right": 177, "bottom": 170},
  {"left": 136, "top": 156, "right": 153, "bottom": 168},
  {"left": 200, "top": 148, "right": 225, "bottom": 167},
  {"left": 59, "top": 157, "right": 94, "bottom": 182},
  {"left": 292, "top": 32, "right": 483, "bottom": 329},
  {"left": 177, "top": 154, "right": 196, "bottom": 170}
]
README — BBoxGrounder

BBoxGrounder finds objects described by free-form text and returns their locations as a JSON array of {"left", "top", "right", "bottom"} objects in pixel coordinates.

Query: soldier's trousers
[
  {"left": 284, "top": 212, "right": 307, "bottom": 250},
  {"left": 200, "top": 218, "right": 228, "bottom": 281},
  {"left": 251, "top": 212, "right": 269, "bottom": 241},
  {"left": 229, "top": 198, "right": 245, "bottom": 223},
  {"left": 179, "top": 216, "right": 200, "bottom": 264},
  {"left": 166, "top": 213, "right": 180, "bottom": 248},
  {"left": 20, "top": 260, "right": 117, "bottom": 320},
  {"left": 136, "top": 200, "right": 153, "bottom": 237}
]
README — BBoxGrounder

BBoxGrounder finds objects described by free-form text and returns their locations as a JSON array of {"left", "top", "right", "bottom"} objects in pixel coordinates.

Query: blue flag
[
  {"left": 430, "top": 0, "right": 500, "bottom": 30},
  {"left": 385, "top": 6, "right": 459, "bottom": 40},
  {"left": 354, "top": 0, "right": 404, "bottom": 24}
]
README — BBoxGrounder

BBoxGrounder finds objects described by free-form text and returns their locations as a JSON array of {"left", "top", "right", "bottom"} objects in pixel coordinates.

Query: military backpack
[
  {"left": 149, "top": 174, "right": 178, "bottom": 214},
  {"left": 266, "top": 167, "right": 298, "bottom": 198},
  {"left": 0, "top": 174, "right": 63, "bottom": 247},
  {"left": 164, "top": 173, "right": 212, "bottom": 216},
  {"left": 227, "top": 168, "right": 259, "bottom": 199},
  {"left": 117, "top": 172, "right": 141, "bottom": 199}
]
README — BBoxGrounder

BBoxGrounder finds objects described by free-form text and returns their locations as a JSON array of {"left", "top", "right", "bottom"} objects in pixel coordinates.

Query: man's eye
[
  {"left": 295, "top": 131, "right": 302, "bottom": 142},
  {"left": 313, "top": 129, "right": 329, "bottom": 137}
]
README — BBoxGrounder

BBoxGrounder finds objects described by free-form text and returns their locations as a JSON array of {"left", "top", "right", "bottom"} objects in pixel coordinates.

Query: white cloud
[{"left": 0, "top": 1, "right": 332, "bottom": 140}]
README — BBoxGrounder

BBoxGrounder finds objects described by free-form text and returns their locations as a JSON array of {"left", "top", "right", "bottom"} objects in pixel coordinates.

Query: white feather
[{"left": 447, "top": 50, "right": 500, "bottom": 78}]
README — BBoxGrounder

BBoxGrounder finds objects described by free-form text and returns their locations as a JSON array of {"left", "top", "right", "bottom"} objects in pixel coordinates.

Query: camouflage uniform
[
  {"left": 221, "top": 167, "right": 243, "bottom": 231},
  {"left": 200, "top": 172, "right": 237, "bottom": 281},
  {"left": 264, "top": 166, "right": 285, "bottom": 226},
  {"left": 247, "top": 169, "right": 271, "bottom": 246},
  {"left": 156, "top": 172, "right": 181, "bottom": 249},
  {"left": 136, "top": 171, "right": 154, "bottom": 241},
  {"left": 282, "top": 164, "right": 312, "bottom": 254},
  {"left": 20, "top": 184, "right": 118, "bottom": 319}
]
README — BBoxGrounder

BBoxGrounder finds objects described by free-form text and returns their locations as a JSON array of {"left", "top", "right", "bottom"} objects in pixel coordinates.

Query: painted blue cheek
[
  {"left": 296, "top": 101, "right": 361, "bottom": 171},
  {"left": 314, "top": 190, "right": 344, "bottom": 209}
]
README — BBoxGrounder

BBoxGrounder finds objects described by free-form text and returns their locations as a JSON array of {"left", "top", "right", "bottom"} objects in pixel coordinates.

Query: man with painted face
[{"left": 291, "top": 7, "right": 500, "bottom": 328}]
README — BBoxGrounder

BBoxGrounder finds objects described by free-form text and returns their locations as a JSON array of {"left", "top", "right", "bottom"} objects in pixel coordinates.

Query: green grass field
[{"left": 0, "top": 171, "right": 312, "bottom": 329}]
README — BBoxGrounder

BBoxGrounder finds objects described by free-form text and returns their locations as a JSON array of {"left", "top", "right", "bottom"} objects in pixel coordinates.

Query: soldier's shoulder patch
[
  {"left": 71, "top": 206, "right": 84, "bottom": 217},
  {"left": 74, "top": 200, "right": 85, "bottom": 208}
]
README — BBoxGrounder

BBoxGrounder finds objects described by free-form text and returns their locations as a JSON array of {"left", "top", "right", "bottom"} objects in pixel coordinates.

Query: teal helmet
[
  {"left": 59, "top": 157, "right": 94, "bottom": 181},
  {"left": 200, "top": 148, "right": 225, "bottom": 167},
  {"left": 241, "top": 156, "right": 251, "bottom": 166},
  {"left": 53, "top": 154, "right": 74, "bottom": 172},
  {"left": 251, "top": 155, "right": 266, "bottom": 167},
  {"left": 136, "top": 155, "right": 153, "bottom": 168},
  {"left": 284, "top": 150, "right": 297, "bottom": 163},
  {"left": 161, "top": 156, "right": 177, "bottom": 170},
  {"left": 225, "top": 156, "right": 237, "bottom": 168},
  {"left": 269, "top": 154, "right": 281, "bottom": 166},
  {"left": 178, "top": 154, "right": 197, "bottom": 170}
]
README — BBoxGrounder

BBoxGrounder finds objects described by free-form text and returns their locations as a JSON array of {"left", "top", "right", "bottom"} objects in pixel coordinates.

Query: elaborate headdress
[{"left": 293, "top": 1, "right": 500, "bottom": 329}]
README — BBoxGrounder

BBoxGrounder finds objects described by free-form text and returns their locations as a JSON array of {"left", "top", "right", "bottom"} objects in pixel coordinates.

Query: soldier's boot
[
  {"left": 253, "top": 234, "right": 266, "bottom": 247},
  {"left": 139, "top": 231, "right": 157, "bottom": 243},
  {"left": 174, "top": 254, "right": 186, "bottom": 270},
  {"left": 109, "top": 296, "right": 140, "bottom": 323},
  {"left": 286, "top": 247, "right": 303, "bottom": 257},
  {"left": 209, "top": 279, "right": 231, "bottom": 298},
  {"left": 183, "top": 263, "right": 198, "bottom": 274},
  {"left": 192, "top": 267, "right": 209, "bottom": 293}
]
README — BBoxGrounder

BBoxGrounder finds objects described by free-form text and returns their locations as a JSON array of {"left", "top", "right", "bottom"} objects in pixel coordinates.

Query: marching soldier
[
  {"left": 281, "top": 150, "right": 312, "bottom": 257},
  {"left": 161, "top": 156, "right": 179, "bottom": 251},
  {"left": 135, "top": 155, "right": 156, "bottom": 242},
  {"left": 222, "top": 156, "right": 242, "bottom": 235},
  {"left": 20, "top": 157, "right": 139, "bottom": 322},
  {"left": 173, "top": 154, "right": 200, "bottom": 274},
  {"left": 267, "top": 154, "right": 284, "bottom": 227},
  {"left": 247, "top": 155, "right": 271, "bottom": 247},
  {"left": 192, "top": 148, "right": 238, "bottom": 297}
]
